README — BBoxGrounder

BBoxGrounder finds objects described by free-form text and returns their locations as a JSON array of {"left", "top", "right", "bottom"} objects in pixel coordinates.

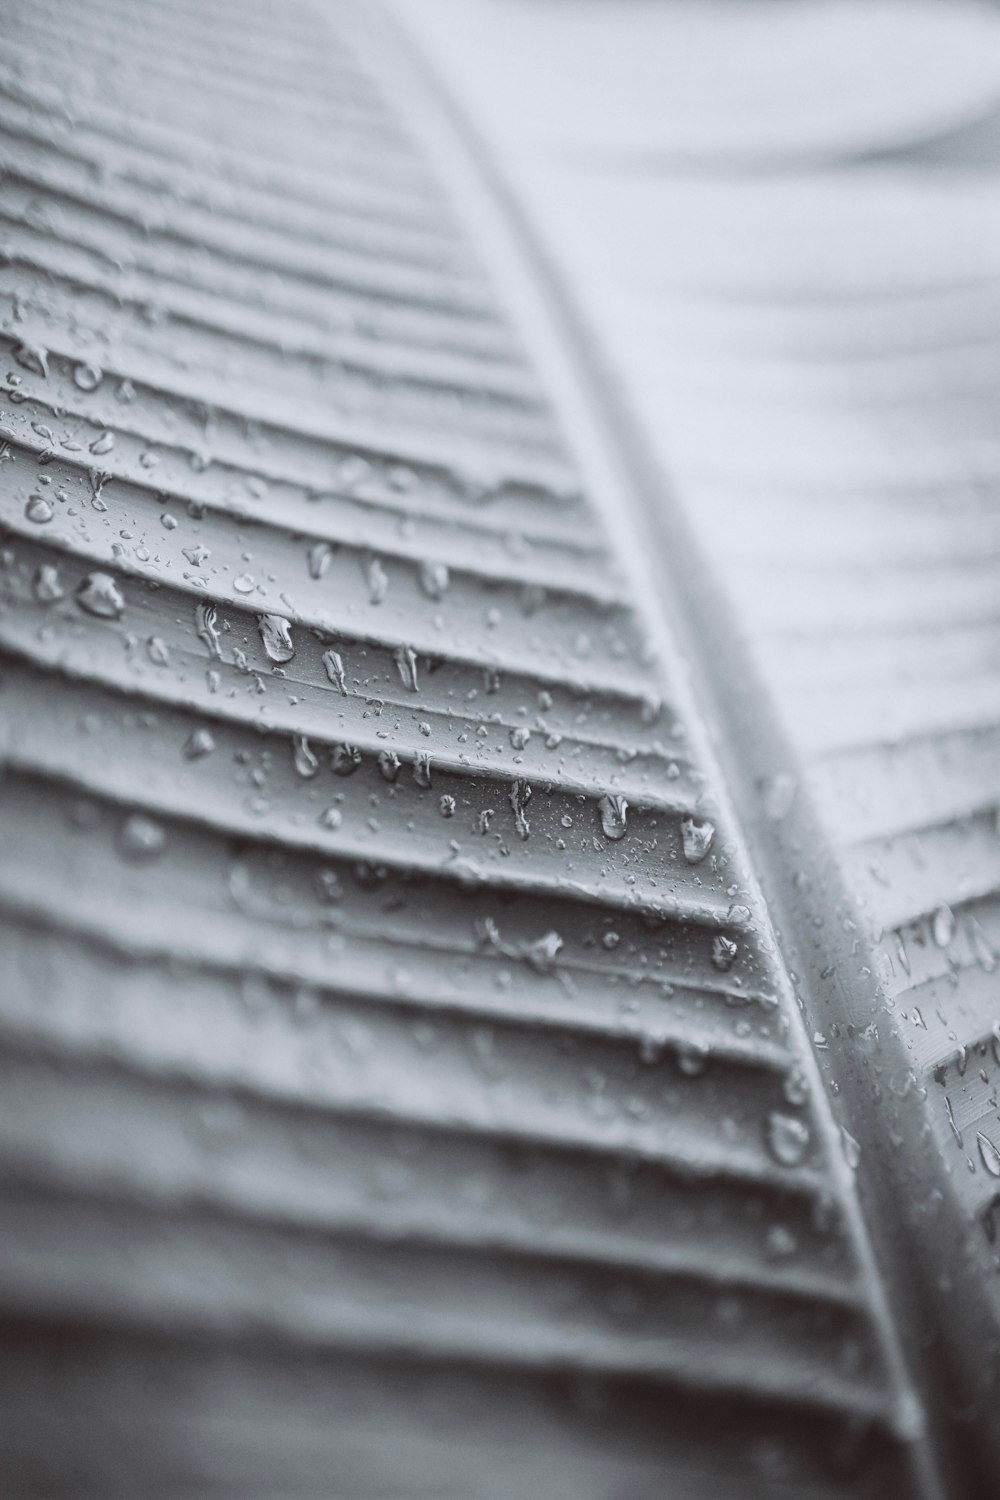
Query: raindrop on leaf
[
  {"left": 72, "top": 360, "right": 103, "bottom": 392},
  {"left": 598, "top": 794, "right": 628, "bottom": 841},
  {"left": 419, "top": 560, "right": 449, "bottom": 600},
  {"left": 76, "top": 571, "right": 124, "bottom": 619},
  {"left": 25, "top": 495, "right": 53, "bottom": 524},
  {"left": 766, "top": 1112, "right": 810, "bottom": 1167},
  {"left": 322, "top": 649, "right": 347, "bottom": 694},
  {"left": 258, "top": 614, "right": 294, "bottom": 664},
  {"left": 681, "top": 815, "right": 714, "bottom": 863},
  {"left": 293, "top": 734, "right": 319, "bottom": 778},
  {"left": 978, "top": 1132, "right": 1000, "bottom": 1178},
  {"left": 377, "top": 749, "right": 401, "bottom": 783},
  {"left": 33, "top": 564, "right": 63, "bottom": 602},
  {"left": 394, "top": 644, "right": 419, "bottom": 692},
  {"left": 14, "top": 341, "right": 48, "bottom": 377},
  {"left": 367, "top": 557, "right": 388, "bottom": 605},
  {"left": 184, "top": 727, "right": 215, "bottom": 758},
  {"left": 119, "top": 813, "right": 165, "bottom": 860},
  {"left": 712, "top": 935, "right": 738, "bottom": 972}
]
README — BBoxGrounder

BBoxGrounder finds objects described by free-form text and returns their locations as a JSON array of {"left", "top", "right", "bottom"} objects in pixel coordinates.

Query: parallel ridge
[
  {"left": 398, "top": 0, "right": 1000, "bottom": 1482},
  {"left": 0, "top": 0, "right": 917, "bottom": 1495},
  {"left": 534, "top": 18, "right": 1000, "bottom": 1360}
]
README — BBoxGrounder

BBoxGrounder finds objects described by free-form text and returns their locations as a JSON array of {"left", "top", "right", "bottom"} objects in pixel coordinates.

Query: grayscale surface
[{"left": 0, "top": 0, "right": 998, "bottom": 1495}]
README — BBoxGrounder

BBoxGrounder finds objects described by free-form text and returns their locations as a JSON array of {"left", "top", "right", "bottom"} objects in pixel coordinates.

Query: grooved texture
[
  {"left": 399, "top": 0, "right": 1000, "bottom": 1482},
  {"left": 0, "top": 1, "right": 925, "bottom": 1495}
]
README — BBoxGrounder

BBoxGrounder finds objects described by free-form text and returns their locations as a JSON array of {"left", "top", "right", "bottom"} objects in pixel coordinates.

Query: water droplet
[
  {"left": 146, "top": 635, "right": 170, "bottom": 666},
  {"left": 524, "top": 931, "right": 562, "bottom": 974},
  {"left": 894, "top": 930, "right": 910, "bottom": 976},
  {"left": 439, "top": 794, "right": 456, "bottom": 818},
  {"left": 72, "top": 360, "right": 103, "bottom": 392},
  {"left": 89, "top": 431, "right": 115, "bottom": 456},
  {"left": 510, "top": 726, "right": 530, "bottom": 751},
  {"left": 76, "top": 571, "right": 124, "bottom": 619},
  {"left": 184, "top": 727, "right": 215, "bottom": 758},
  {"left": 319, "top": 806, "right": 343, "bottom": 830},
  {"left": 322, "top": 649, "right": 347, "bottom": 694},
  {"left": 183, "top": 545, "right": 210, "bottom": 567},
  {"left": 598, "top": 794, "right": 628, "bottom": 841},
  {"left": 932, "top": 905, "right": 956, "bottom": 948},
  {"left": 783, "top": 1068, "right": 809, "bottom": 1106},
  {"left": 969, "top": 917, "right": 997, "bottom": 974},
  {"left": 119, "top": 813, "right": 164, "bottom": 860},
  {"left": 394, "top": 644, "right": 419, "bottom": 692},
  {"left": 377, "top": 749, "right": 401, "bottom": 782},
  {"left": 676, "top": 1041, "right": 709, "bottom": 1077},
  {"left": 766, "top": 1112, "right": 811, "bottom": 1167},
  {"left": 413, "top": 752, "right": 432, "bottom": 789},
  {"left": 25, "top": 494, "right": 53, "bottom": 524},
  {"left": 32, "top": 564, "right": 63, "bottom": 602},
  {"left": 337, "top": 454, "right": 370, "bottom": 490},
  {"left": 681, "top": 815, "right": 714, "bottom": 863},
  {"left": 419, "top": 560, "right": 449, "bottom": 599},
  {"left": 765, "top": 1225, "right": 797, "bottom": 1260},
  {"left": 258, "top": 613, "right": 294, "bottom": 663},
  {"left": 331, "top": 743, "right": 361, "bottom": 776},
  {"left": 307, "top": 542, "right": 333, "bottom": 579},
  {"left": 367, "top": 557, "right": 388, "bottom": 605},
  {"left": 840, "top": 1127, "right": 861, "bottom": 1169},
  {"left": 293, "top": 734, "right": 319, "bottom": 778},
  {"left": 13, "top": 340, "right": 48, "bottom": 377},
  {"left": 196, "top": 602, "right": 222, "bottom": 659},
  {"left": 978, "top": 1132, "right": 1000, "bottom": 1178},
  {"left": 510, "top": 779, "right": 532, "bottom": 839},
  {"left": 711, "top": 935, "right": 738, "bottom": 971},
  {"left": 387, "top": 464, "right": 416, "bottom": 492},
  {"left": 233, "top": 573, "right": 256, "bottom": 594}
]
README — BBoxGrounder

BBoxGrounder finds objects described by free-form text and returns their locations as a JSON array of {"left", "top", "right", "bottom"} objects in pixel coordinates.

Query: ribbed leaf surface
[{"left": 0, "top": 1, "right": 957, "bottom": 1495}]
